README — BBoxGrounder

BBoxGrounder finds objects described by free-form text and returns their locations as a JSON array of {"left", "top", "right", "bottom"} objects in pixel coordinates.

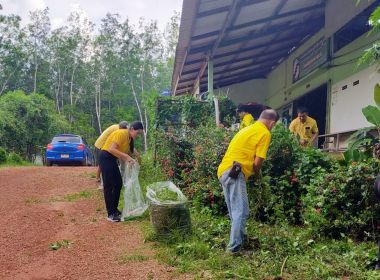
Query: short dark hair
[
  {"left": 130, "top": 121, "right": 144, "bottom": 130},
  {"left": 237, "top": 103, "right": 245, "bottom": 113},
  {"left": 260, "top": 109, "right": 279, "bottom": 122},
  {"left": 297, "top": 107, "right": 308, "bottom": 114},
  {"left": 119, "top": 121, "right": 129, "bottom": 129}
]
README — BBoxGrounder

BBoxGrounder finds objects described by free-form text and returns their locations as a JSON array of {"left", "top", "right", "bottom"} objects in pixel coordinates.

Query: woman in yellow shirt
[
  {"left": 99, "top": 121, "right": 143, "bottom": 222},
  {"left": 237, "top": 104, "right": 255, "bottom": 131}
]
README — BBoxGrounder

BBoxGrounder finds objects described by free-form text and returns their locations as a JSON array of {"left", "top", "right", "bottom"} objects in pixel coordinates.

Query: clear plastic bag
[
  {"left": 121, "top": 160, "right": 148, "bottom": 220},
  {"left": 146, "top": 181, "right": 191, "bottom": 236}
]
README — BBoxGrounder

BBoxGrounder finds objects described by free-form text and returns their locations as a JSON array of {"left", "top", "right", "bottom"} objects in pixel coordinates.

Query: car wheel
[
  {"left": 46, "top": 159, "right": 52, "bottom": 167},
  {"left": 82, "top": 155, "right": 88, "bottom": 166}
]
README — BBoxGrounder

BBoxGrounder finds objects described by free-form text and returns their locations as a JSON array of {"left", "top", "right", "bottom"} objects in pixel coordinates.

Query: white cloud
[
  {"left": 51, "top": 17, "right": 63, "bottom": 30},
  {"left": 0, "top": 0, "right": 182, "bottom": 31}
]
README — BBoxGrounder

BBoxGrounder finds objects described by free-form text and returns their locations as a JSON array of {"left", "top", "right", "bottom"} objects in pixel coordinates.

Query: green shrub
[
  {"left": 0, "top": 147, "right": 6, "bottom": 164},
  {"left": 7, "top": 153, "right": 23, "bottom": 164},
  {"left": 301, "top": 159, "right": 380, "bottom": 239},
  {"left": 252, "top": 125, "right": 334, "bottom": 223}
]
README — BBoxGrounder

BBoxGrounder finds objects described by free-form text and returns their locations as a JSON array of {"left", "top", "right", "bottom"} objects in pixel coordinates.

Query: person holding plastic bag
[{"left": 99, "top": 121, "right": 143, "bottom": 222}]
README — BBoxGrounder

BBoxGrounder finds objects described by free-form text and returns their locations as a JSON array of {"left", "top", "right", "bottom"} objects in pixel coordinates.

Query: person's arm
[
  {"left": 289, "top": 121, "right": 299, "bottom": 142},
  {"left": 133, "top": 149, "right": 141, "bottom": 166},
  {"left": 109, "top": 142, "right": 133, "bottom": 163},
  {"left": 308, "top": 122, "right": 319, "bottom": 146},
  {"left": 253, "top": 156, "right": 264, "bottom": 179},
  {"left": 308, "top": 131, "right": 319, "bottom": 146}
]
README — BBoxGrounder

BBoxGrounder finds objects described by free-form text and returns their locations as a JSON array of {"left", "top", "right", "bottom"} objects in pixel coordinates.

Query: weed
[
  {"left": 49, "top": 239, "right": 70, "bottom": 250},
  {"left": 25, "top": 198, "right": 31, "bottom": 203},
  {"left": 58, "top": 213, "right": 64, "bottom": 216},
  {"left": 63, "top": 190, "right": 91, "bottom": 201}
]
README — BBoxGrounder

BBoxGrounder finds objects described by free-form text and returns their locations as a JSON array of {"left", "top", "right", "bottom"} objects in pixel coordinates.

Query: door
[{"left": 293, "top": 84, "right": 328, "bottom": 148}]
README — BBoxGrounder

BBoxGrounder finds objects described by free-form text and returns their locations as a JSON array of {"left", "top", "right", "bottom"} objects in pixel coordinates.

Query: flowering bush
[
  {"left": 301, "top": 159, "right": 380, "bottom": 239},
  {"left": 154, "top": 121, "right": 380, "bottom": 239},
  {"left": 253, "top": 125, "right": 334, "bottom": 223},
  {"left": 154, "top": 122, "right": 235, "bottom": 214},
  {"left": 181, "top": 124, "right": 235, "bottom": 213}
]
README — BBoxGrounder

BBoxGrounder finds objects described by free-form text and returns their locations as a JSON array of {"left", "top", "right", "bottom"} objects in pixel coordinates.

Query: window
[{"left": 333, "top": 2, "right": 377, "bottom": 52}]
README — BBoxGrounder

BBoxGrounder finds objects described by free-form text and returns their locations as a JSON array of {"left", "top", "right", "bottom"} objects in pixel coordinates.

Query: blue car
[{"left": 45, "top": 134, "right": 94, "bottom": 166}]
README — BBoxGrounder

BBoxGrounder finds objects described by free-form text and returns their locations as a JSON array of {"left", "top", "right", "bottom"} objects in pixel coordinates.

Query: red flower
[
  {"left": 377, "top": 226, "right": 380, "bottom": 229},
  {"left": 366, "top": 176, "right": 370, "bottom": 180},
  {"left": 367, "top": 207, "right": 371, "bottom": 210},
  {"left": 316, "top": 208, "right": 321, "bottom": 213},
  {"left": 333, "top": 188, "right": 337, "bottom": 191},
  {"left": 211, "top": 201, "right": 215, "bottom": 204},
  {"left": 284, "top": 170, "right": 287, "bottom": 173},
  {"left": 293, "top": 172, "right": 297, "bottom": 175},
  {"left": 353, "top": 162, "right": 357, "bottom": 165}
]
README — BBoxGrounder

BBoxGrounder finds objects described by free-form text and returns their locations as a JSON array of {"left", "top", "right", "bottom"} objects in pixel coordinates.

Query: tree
[
  {"left": 0, "top": 15, "right": 27, "bottom": 96},
  {"left": 0, "top": 90, "right": 68, "bottom": 161},
  {"left": 25, "top": 8, "right": 51, "bottom": 94}
]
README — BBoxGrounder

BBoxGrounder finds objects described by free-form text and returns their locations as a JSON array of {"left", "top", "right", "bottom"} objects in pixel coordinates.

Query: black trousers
[
  {"left": 99, "top": 150, "right": 122, "bottom": 216},
  {"left": 374, "top": 174, "right": 380, "bottom": 264}
]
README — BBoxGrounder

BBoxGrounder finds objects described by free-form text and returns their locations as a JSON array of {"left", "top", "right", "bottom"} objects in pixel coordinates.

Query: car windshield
[{"left": 52, "top": 136, "right": 81, "bottom": 144}]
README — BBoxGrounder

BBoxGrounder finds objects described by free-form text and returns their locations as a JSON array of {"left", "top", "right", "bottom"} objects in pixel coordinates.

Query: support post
[{"left": 208, "top": 59, "right": 213, "bottom": 96}]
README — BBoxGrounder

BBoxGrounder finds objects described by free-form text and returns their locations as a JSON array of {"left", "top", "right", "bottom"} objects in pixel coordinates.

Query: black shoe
[
  {"left": 115, "top": 209, "right": 122, "bottom": 216},
  {"left": 375, "top": 263, "right": 380, "bottom": 271},
  {"left": 107, "top": 214, "right": 120, "bottom": 222}
]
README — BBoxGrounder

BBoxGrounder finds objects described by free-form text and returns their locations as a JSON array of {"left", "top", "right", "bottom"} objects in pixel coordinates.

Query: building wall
[
  {"left": 325, "top": 0, "right": 372, "bottom": 38},
  {"left": 265, "top": 27, "right": 380, "bottom": 132},
  {"left": 217, "top": 78, "right": 267, "bottom": 105}
]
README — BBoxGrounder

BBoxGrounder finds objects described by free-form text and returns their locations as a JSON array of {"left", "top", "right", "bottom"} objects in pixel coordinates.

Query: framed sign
[{"left": 293, "top": 37, "right": 329, "bottom": 83}]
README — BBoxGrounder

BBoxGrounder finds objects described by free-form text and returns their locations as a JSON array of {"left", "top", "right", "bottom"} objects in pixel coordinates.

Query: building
[{"left": 171, "top": 0, "right": 380, "bottom": 149}]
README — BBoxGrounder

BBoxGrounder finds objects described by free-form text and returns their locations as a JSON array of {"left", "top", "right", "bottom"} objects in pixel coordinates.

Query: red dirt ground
[{"left": 0, "top": 166, "right": 190, "bottom": 280}]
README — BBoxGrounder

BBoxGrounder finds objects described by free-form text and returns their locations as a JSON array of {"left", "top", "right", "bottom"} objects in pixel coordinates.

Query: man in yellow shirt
[
  {"left": 237, "top": 104, "right": 255, "bottom": 131},
  {"left": 218, "top": 109, "right": 279, "bottom": 254},
  {"left": 94, "top": 121, "right": 129, "bottom": 186},
  {"left": 289, "top": 107, "right": 319, "bottom": 147}
]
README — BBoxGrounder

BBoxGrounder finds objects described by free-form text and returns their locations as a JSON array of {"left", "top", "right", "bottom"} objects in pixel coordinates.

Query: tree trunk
[{"left": 95, "top": 75, "right": 102, "bottom": 134}]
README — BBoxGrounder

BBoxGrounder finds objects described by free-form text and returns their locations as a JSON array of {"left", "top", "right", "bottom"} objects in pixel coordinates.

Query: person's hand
[
  {"left": 300, "top": 139, "right": 307, "bottom": 145},
  {"left": 120, "top": 153, "right": 133, "bottom": 164}
]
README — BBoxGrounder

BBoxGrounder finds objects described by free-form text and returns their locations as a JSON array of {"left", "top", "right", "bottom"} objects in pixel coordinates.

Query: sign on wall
[{"left": 292, "top": 37, "right": 329, "bottom": 83}]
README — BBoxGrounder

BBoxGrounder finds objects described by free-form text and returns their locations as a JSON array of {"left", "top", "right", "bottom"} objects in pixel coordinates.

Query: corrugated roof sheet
[{"left": 172, "top": 0, "right": 326, "bottom": 96}]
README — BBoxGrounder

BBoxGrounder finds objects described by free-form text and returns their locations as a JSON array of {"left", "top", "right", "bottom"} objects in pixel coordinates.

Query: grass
[
  {"left": 63, "top": 190, "right": 92, "bottom": 201},
  {"left": 134, "top": 152, "right": 380, "bottom": 280},
  {"left": 77, "top": 171, "right": 97, "bottom": 178},
  {"left": 138, "top": 208, "right": 380, "bottom": 279}
]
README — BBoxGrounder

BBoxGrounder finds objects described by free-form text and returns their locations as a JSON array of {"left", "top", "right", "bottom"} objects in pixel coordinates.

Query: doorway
[{"left": 292, "top": 84, "right": 328, "bottom": 148}]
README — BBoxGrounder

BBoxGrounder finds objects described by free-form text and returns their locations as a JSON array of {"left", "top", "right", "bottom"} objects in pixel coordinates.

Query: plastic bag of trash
[
  {"left": 146, "top": 181, "right": 191, "bottom": 236},
  {"left": 121, "top": 160, "right": 148, "bottom": 220}
]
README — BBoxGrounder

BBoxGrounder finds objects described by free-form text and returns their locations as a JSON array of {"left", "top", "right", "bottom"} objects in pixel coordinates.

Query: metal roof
[{"left": 171, "top": 0, "right": 326, "bottom": 96}]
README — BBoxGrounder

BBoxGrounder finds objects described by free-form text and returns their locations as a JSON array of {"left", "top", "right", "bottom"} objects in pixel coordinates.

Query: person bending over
[{"left": 98, "top": 121, "right": 143, "bottom": 222}]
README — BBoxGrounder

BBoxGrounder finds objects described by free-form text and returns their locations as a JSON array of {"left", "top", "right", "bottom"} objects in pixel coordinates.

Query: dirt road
[{"left": 0, "top": 166, "right": 186, "bottom": 280}]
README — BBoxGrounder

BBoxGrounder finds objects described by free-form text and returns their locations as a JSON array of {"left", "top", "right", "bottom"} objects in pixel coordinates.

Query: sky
[{"left": 0, "top": 0, "right": 183, "bottom": 31}]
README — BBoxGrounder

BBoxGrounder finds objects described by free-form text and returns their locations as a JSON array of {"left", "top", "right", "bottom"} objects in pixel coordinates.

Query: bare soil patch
[{"left": 0, "top": 166, "right": 189, "bottom": 280}]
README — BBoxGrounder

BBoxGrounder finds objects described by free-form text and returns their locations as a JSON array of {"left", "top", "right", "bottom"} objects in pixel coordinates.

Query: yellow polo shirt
[
  {"left": 101, "top": 129, "right": 131, "bottom": 157},
  {"left": 239, "top": 114, "right": 255, "bottom": 131},
  {"left": 94, "top": 124, "right": 119, "bottom": 149},
  {"left": 218, "top": 121, "right": 271, "bottom": 181},
  {"left": 289, "top": 116, "right": 318, "bottom": 141}
]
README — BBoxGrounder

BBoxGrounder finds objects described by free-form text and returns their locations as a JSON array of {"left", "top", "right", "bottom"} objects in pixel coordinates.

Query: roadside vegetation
[{"left": 136, "top": 124, "right": 380, "bottom": 279}]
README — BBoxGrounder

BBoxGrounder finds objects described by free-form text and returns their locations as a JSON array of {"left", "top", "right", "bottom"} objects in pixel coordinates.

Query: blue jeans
[{"left": 219, "top": 169, "right": 250, "bottom": 252}]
